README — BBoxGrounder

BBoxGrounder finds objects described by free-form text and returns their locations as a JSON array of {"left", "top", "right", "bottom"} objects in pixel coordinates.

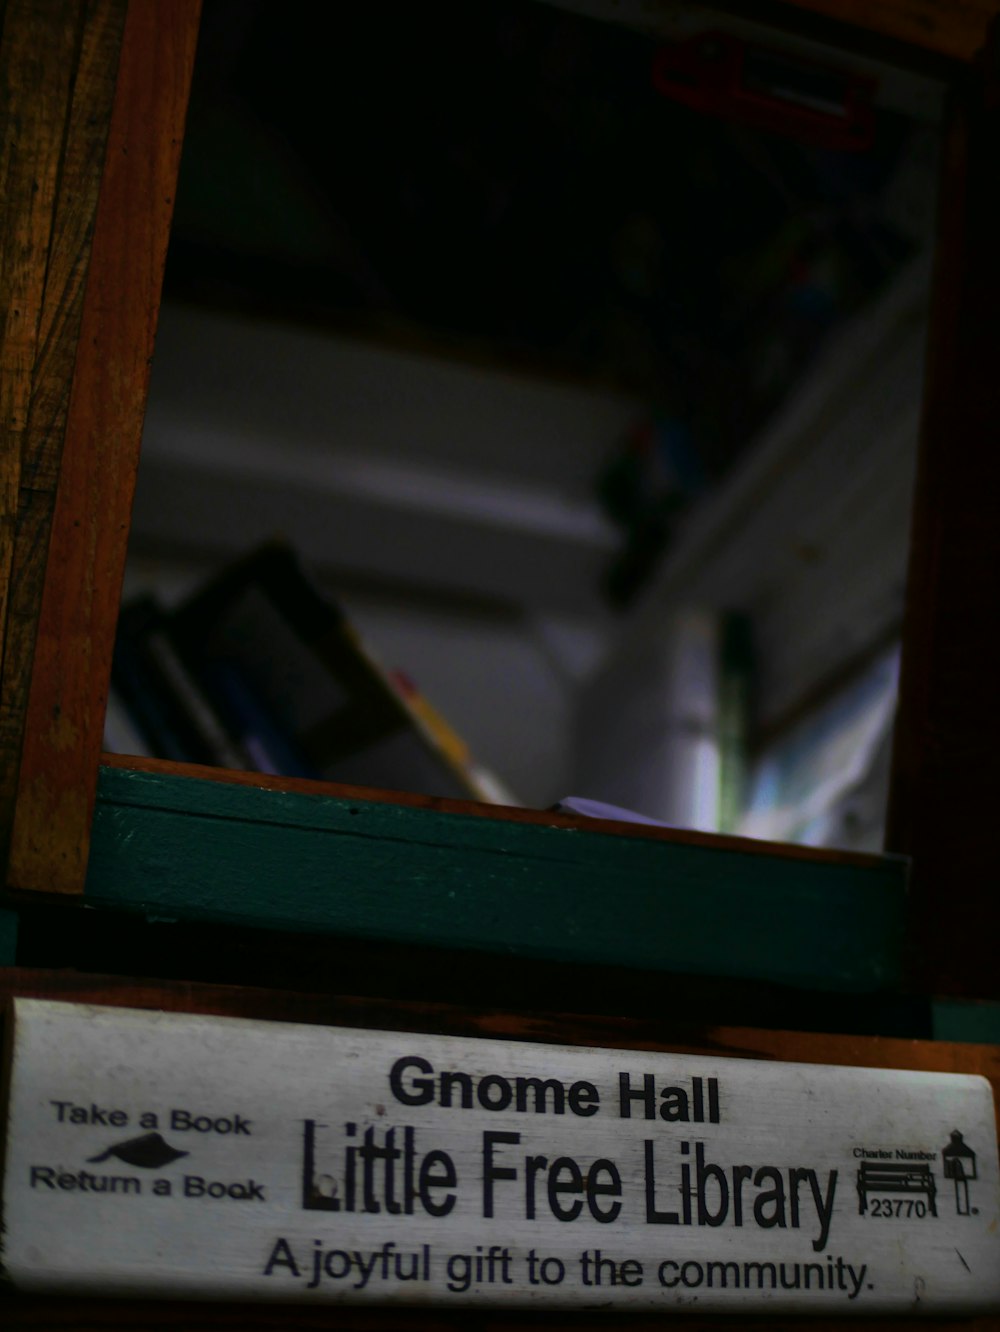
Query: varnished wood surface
[
  {"left": 0, "top": 0, "right": 126, "bottom": 876},
  {"left": 1, "top": 968, "right": 998, "bottom": 1329},
  {"left": 6, "top": 0, "right": 201, "bottom": 896},
  {"left": 887, "top": 49, "right": 1000, "bottom": 998}
]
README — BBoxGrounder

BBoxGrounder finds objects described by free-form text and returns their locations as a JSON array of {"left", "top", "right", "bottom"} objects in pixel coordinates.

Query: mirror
[{"left": 114, "top": 0, "right": 944, "bottom": 851}]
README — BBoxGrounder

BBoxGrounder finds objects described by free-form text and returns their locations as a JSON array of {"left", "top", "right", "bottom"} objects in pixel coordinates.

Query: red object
[{"left": 652, "top": 32, "right": 876, "bottom": 152}]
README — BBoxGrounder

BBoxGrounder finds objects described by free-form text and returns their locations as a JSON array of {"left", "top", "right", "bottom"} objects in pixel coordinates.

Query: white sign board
[{"left": 2, "top": 999, "right": 999, "bottom": 1313}]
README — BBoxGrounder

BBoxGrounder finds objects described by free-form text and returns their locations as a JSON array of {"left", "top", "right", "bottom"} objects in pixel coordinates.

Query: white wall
[
  {"left": 134, "top": 303, "right": 640, "bottom": 613},
  {"left": 127, "top": 303, "right": 636, "bottom": 805}
]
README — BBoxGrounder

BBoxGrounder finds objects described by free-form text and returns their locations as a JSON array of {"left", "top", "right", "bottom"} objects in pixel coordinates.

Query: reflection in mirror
[{"left": 114, "top": 0, "right": 944, "bottom": 850}]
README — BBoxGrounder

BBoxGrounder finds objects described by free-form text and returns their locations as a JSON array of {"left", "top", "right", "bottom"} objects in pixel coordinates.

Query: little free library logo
[
  {"left": 262, "top": 1054, "right": 881, "bottom": 1302},
  {"left": 296, "top": 1055, "right": 838, "bottom": 1249},
  {"left": 28, "top": 1099, "right": 264, "bottom": 1202}
]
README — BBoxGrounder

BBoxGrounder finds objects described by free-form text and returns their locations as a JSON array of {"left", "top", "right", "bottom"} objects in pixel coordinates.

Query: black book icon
[{"left": 87, "top": 1132, "right": 189, "bottom": 1169}]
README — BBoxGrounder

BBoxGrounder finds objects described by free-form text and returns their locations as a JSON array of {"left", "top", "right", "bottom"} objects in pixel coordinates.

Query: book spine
[
  {"left": 145, "top": 629, "right": 251, "bottom": 771},
  {"left": 111, "top": 616, "right": 203, "bottom": 763},
  {"left": 199, "top": 659, "right": 320, "bottom": 780}
]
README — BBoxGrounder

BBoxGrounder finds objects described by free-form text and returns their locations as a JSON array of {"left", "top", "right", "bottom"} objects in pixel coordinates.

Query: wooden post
[
  {"left": 887, "top": 25, "right": 1000, "bottom": 998},
  {"left": 3, "top": 0, "right": 201, "bottom": 895},
  {"left": 0, "top": 0, "right": 127, "bottom": 875}
]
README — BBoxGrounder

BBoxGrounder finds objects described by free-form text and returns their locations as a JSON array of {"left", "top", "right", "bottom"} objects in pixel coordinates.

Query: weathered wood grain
[
  {"left": 0, "top": 0, "right": 95, "bottom": 861},
  {"left": 0, "top": 0, "right": 70, "bottom": 463},
  {"left": 0, "top": 490, "right": 56, "bottom": 841},
  {"left": 5, "top": 0, "right": 201, "bottom": 895},
  {"left": 0, "top": 0, "right": 77, "bottom": 510},
  {"left": 20, "top": 0, "right": 129, "bottom": 494}
]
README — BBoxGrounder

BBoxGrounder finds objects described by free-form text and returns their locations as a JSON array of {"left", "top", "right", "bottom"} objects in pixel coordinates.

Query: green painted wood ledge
[{"left": 82, "top": 761, "right": 908, "bottom": 993}]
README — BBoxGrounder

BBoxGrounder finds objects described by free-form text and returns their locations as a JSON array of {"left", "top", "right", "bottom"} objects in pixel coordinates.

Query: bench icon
[{"left": 856, "top": 1161, "right": 938, "bottom": 1216}]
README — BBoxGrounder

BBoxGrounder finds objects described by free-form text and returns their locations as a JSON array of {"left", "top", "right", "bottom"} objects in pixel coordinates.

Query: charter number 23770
[{"left": 869, "top": 1198, "right": 930, "bottom": 1218}]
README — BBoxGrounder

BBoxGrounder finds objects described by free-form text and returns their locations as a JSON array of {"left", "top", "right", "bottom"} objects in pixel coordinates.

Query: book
[
  {"left": 165, "top": 542, "right": 515, "bottom": 803},
  {"left": 110, "top": 596, "right": 247, "bottom": 767}
]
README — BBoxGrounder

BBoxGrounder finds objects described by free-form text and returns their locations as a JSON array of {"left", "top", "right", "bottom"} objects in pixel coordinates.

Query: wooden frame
[
  {"left": 1, "top": 0, "right": 201, "bottom": 896},
  {"left": 1, "top": 5, "right": 999, "bottom": 988},
  {"left": 0, "top": 0, "right": 129, "bottom": 877}
]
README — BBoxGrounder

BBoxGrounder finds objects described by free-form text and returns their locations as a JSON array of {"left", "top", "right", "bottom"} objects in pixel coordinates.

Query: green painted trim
[
  {"left": 0, "top": 908, "right": 18, "bottom": 965},
  {"left": 933, "top": 1000, "right": 1000, "bottom": 1045},
  {"left": 85, "top": 765, "right": 907, "bottom": 992}
]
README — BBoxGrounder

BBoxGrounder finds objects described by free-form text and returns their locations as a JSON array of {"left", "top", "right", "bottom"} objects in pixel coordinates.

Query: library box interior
[{"left": 1, "top": 0, "right": 1000, "bottom": 1326}]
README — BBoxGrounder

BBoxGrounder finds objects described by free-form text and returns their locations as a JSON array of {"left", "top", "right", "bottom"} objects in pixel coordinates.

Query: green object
[
  {"left": 86, "top": 764, "right": 907, "bottom": 993},
  {"left": 932, "top": 1000, "right": 1000, "bottom": 1045},
  {"left": 0, "top": 908, "right": 18, "bottom": 965}
]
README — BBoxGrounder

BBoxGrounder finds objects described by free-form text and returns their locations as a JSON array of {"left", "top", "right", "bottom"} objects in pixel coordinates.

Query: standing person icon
[{"left": 942, "top": 1130, "right": 977, "bottom": 1215}]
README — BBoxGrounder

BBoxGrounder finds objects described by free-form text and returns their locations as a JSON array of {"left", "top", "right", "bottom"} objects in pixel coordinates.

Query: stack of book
[{"left": 105, "top": 543, "right": 514, "bottom": 804}]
